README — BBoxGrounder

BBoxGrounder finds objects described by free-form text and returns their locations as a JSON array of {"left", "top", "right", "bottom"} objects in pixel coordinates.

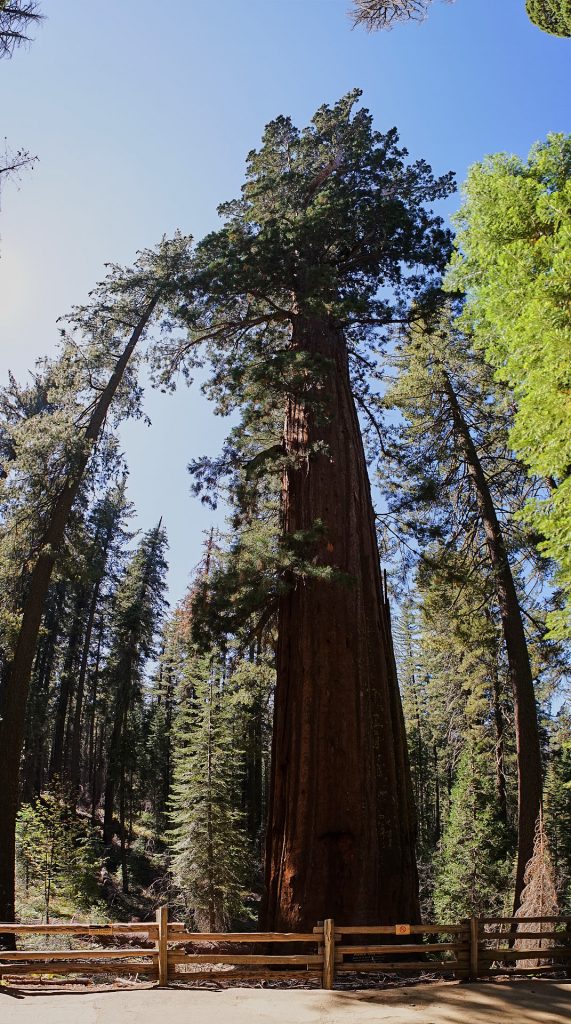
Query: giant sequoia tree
[{"left": 163, "top": 92, "right": 454, "bottom": 928}]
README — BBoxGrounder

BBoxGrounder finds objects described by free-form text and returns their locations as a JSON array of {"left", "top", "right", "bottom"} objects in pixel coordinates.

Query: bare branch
[
  {"left": 350, "top": 0, "right": 453, "bottom": 32},
  {"left": 0, "top": 1, "right": 43, "bottom": 59}
]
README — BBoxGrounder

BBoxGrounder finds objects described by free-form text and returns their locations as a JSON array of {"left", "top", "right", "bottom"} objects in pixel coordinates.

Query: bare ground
[{"left": 1, "top": 980, "right": 570, "bottom": 1023}]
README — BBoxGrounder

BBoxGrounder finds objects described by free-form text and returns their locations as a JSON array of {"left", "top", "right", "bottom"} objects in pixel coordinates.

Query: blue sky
[{"left": 1, "top": 0, "right": 569, "bottom": 604}]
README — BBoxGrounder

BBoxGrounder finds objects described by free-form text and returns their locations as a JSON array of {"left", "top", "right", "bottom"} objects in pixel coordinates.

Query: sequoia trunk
[{"left": 262, "top": 315, "right": 419, "bottom": 929}]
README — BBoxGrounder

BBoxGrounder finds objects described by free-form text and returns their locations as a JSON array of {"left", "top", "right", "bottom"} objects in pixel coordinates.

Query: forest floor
[{"left": 0, "top": 979, "right": 570, "bottom": 1023}]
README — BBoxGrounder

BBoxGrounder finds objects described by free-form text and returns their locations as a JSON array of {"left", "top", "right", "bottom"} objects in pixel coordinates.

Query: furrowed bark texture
[
  {"left": 262, "top": 315, "right": 419, "bottom": 930},
  {"left": 443, "top": 372, "right": 543, "bottom": 913}
]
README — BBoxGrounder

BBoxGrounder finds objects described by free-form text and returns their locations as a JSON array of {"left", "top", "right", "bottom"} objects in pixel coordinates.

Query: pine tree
[
  {"left": 433, "top": 734, "right": 511, "bottom": 920},
  {"left": 543, "top": 708, "right": 571, "bottom": 911},
  {"left": 384, "top": 307, "right": 546, "bottom": 911},
  {"left": 102, "top": 522, "right": 169, "bottom": 893},
  {"left": 169, "top": 651, "right": 250, "bottom": 931},
  {"left": 0, "top": 234, "right": 191, "bottom": 926}
]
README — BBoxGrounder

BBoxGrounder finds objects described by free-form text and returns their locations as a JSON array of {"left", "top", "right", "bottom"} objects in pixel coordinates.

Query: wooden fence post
[
  {"left": 469, "top": 915, "right": 479, "bottom": 981},
  {"left": 322, "top": 918, "right": 335, "bottom": 989},
  {"left": 156, "top": 904, "right": 168, "bottom": 987}
]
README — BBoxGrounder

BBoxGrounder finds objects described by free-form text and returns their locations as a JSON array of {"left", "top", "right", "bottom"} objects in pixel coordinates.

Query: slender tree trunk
[
  {"left": 88, "top": 618, "right": 104, "bottom": 822},
  {"left": 206, "top": 683, "right": 216, "bottom": 932},
  {"left": 433, "top": 745, "right": 441, "bottom": 843},
  {"left": 22, "top": 583, "right": 64, "bottom": 801},
  {"left": 443, "top": 372, "right": 543, "bottom": 912},
  {"left": 262, "top": 314, "right": 419, "bottom": 930},
  {"left": 69, "top": 579, "right": 101, "bottom": 797},
  {"left": 0, "top": 293, "right": 160, "bottom": 926},
  {"left": 103, "top": 686, "right": 130, "bottom": 847},
  {"left": 49, "top": 594, "right": 85, "bottom": 782},
  {"left": 491, "top": 655, "right": 509, "bottom": 830},
  {"left": 119, "top": 749, "right": 128, "bottom": 893}
]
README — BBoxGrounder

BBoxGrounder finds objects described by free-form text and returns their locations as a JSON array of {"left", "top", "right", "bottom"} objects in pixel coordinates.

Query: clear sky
[{"left": 1, "top": 0, "right": 569, "bottom": 605}]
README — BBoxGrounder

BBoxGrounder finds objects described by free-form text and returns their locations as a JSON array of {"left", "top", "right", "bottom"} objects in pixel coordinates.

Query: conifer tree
[
  {"left": 543, "top": 708, "right": 571, "bottom": 910},
  {"left": 433, "top": 734, "right": 511, "bottom": 920},
  {"left": 0, "top": 234, "right": 191, "bottom": 926},
  {"left": 102, "top": 522, "right": 168, "bottom": 892},
  {"left": 384, "top": 308, "right": 547, "bottom": 911},
  {"left": 169, "top": 651, "right": 250, "bottom": 931},
  {"left": 160, "top": 91, "right": 454, "bottom": 928}
]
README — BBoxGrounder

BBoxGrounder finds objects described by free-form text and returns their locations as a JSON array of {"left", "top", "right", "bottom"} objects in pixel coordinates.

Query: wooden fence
[{"left": 1, "top": 910, "right": 570, "bottom": 988}]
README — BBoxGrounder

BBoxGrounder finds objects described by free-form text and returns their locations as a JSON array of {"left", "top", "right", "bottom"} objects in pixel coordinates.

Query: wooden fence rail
[{"left": 1, "top": 910, "right": 570, "bottom": 988}]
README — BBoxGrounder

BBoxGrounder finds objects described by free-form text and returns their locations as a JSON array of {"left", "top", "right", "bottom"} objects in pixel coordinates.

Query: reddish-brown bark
[{"left": 262, "top": 315, "right": 419, "bottom": 930}]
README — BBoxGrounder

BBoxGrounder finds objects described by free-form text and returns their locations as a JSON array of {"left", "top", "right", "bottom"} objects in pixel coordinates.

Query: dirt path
[{"left": 0, "top": 980, "right": 569, "bottom": 1023}]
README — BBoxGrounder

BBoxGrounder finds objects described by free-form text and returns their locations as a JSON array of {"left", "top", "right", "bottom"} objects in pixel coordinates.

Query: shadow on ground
[{"left": 0, "top": 979, "right": 569, "bottom": 1023}]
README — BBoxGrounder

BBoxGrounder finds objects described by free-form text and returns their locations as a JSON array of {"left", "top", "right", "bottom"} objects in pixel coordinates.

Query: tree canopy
[
  {"left": 447, "top": 134, "right": 571, "bottom": 637},
  {"left": 526, "top": 0, "right": 571, "bottom": 36}
]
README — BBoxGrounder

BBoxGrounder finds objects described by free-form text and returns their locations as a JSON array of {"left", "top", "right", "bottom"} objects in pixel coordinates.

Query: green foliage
[
  {"left": 526, "top": 0, "right": 571, "bottom": 35},
  {"left": 102, "top": 521, "right": 169, "bottom": 857},
  {"left": 154, "top": 93, "right": 453, "bottom": 643},
  {"left": 395, "top": 559, "right": 520, "bottom": 918},
  {"left": 433, "top": 735, "right": 512, "bottom": 920},
  {"left": 544, "top": 708, "right": 571, "bottom": 909},
  {"left": 15, "top": 792, "right": 103, "bottom": 921},
  {"left": 447, "top": 134, "right": 571, "bottom": 636},
  {"left": 169, "top": 651, "right": 251, "bottom": 930},
  {"left": 350, "top": 0, "right": 571, "bottom": 37}
]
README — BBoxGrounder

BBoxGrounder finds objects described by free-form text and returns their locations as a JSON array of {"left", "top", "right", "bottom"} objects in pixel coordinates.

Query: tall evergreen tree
[
  {"left": 0, "top": 231, "right": 191, "bottom": 926},
  {"left": 433, "top": 732, "right": 512, "bottom": 921},
  {"left": 169, "top": 650, "right": 250, "bottom": 931},
  {"left": 159, "top": 91, "right": 454, "bottom": 928},
  {"left": 102, "top": 522, "right": 168, "bottom": 892},
  {"left": 384, "top": 308, "right": 547, "bottom": 911},
  {"left": 543, "top": 707, "right": 571, "bottom": 909}
]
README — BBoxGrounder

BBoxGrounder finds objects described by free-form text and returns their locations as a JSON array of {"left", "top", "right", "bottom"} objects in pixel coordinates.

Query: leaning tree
[{"left": 162, "top": 91, "right": 455, "bottom": 929}]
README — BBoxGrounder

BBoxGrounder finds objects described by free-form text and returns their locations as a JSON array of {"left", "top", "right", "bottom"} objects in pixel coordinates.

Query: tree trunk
[
  {"left": 69, "top": 578, "right": 102, "bottom": 797},
  {"left": 442, "top": 372, "right": 543, "bottom": 912},
  {"left": 22, "top": 582, "right": 65, "bottom": 802},
  {"left": 0, "top": 293, "right": 160, "bottom": 925},
  {"left": 103, "top": 684, "right": 131, "bottom": 847},
  {"left": 262, "top": 315, "right": 419, "bottom": 930},
  {"left": 49, "top": 593, "right": 86, "bottom": 783}
]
